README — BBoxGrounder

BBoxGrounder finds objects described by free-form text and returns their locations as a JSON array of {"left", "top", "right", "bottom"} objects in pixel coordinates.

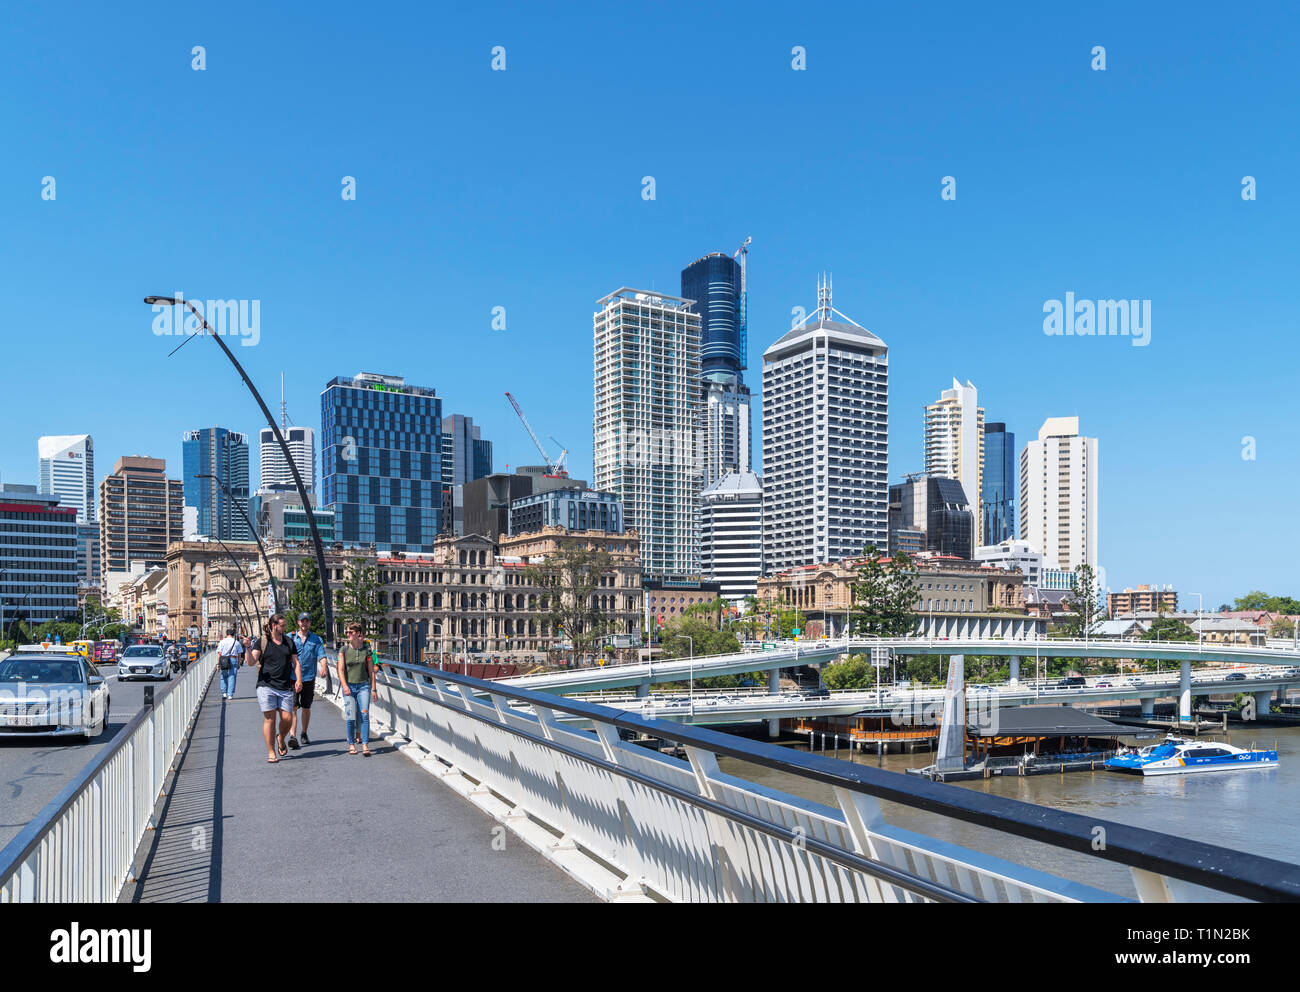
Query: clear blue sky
[{"left": 1, "top": 1, "right": 1296, "bottom": 608}]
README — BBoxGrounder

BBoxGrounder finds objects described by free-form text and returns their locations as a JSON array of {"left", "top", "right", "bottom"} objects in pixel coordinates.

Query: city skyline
[{"left": 1, "top": 3, "right": 1295, "bottom": 606}]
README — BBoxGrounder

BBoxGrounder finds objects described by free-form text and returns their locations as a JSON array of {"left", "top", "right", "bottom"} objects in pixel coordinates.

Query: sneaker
[
  {"left": 287, "top": 736, "right": 300, "bottom": 750},
  {"left": 301, "top": 733, "right": 310, "bottom": 746}
]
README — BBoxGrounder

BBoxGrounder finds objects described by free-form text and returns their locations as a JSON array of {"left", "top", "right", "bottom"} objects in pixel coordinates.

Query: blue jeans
[
  {"left": 344, "top": 682, "right": 371, "bottom": 746},
  {"left": 220, "top": 663, "right": 237, "bottom": 697}
]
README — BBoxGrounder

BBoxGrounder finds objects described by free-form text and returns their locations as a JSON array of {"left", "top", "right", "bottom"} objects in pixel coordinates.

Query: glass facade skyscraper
[
  {"left": 321, "top": 372, "right": 442, "bottom": 552},
  {"left": 182, "top": 428, "right": 252, "bottom": 541},
  {"left": 681, "top": 252, "right": 744, "bottom": 377},
  {"left": 981, "top": 422, "right": 1016, "bottom": 546}
]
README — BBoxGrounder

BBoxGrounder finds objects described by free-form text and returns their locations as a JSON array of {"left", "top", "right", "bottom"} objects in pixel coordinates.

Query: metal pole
[
  {"left": 148, "top": 298, "right": 334, "bottom": 648},
  {"left": 212, "top": 537, "right": 264, "bottom": 639},
  {"left": 198, "top": 471, "right": 281, "bottom": 615}
]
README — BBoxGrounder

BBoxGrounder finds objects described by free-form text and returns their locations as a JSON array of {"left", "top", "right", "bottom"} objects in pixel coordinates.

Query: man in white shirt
[{"left": 217, "top": 627, "right": 244, "bottom": 700}]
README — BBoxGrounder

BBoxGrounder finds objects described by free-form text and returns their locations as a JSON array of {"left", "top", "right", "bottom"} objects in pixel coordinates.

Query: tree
[
  {"left": 850, "top": 545, "right": 920, "bottom": 636},
  {"left": 335, "top": 557, "right": 387, "bottom": 639},
  {"left": 660, "top": 615, "right": 739, "bottom": 659},
  {"left": 1059, "top": 564, "right": 1101, "bottom": 638},
  {"left": 288, "top": 556, "right": 326, "bottom": 638},
  {"left": 821, "top": 654, "right": 877, "bottom": 690},
  {"left": 1270, "top": 617, "right": 1295, "bottom": 638},
  {"left": 523, "top": 547, "right": 615, "bottom": 662},
  {"left": 1232, "top": 591, "right": 1300, "bottom": 614},
  {"left": 1141, "top": 616, "right": 1196, "bottom": 642}
]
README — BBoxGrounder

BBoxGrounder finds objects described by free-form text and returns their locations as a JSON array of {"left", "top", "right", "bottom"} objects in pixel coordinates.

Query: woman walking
[{"left": 338, "top": 623, "right": 377, "bottom": 756}]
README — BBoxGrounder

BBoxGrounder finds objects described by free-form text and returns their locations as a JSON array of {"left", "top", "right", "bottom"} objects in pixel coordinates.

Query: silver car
[
  {"left": 0, "top": 653, "right": 111, "bottom": 741},
  {"left": 118, "top": 645, "right": 168, "bottom": 681}
]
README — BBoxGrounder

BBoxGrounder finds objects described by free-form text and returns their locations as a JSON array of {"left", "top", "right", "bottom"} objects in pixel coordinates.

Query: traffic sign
[
  {"left": 792, "top": 627, "right": 801, "bottom": 637},
  {"left": 761, "top": 642, "right": 776, "bottom": 651}
]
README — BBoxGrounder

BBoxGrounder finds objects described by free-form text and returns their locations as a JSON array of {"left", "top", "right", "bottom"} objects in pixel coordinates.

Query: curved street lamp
[
  {"left": 196, "top": 471, "right": 281, "bottom": 615},
  {"left": 210, "top": 575, "right": 256, "bottom": 640},
  {"left": 145, "top": 296, "right": 334, "bottom": 647},
  {"left": 211, "top": 537, "right": 263, "bottom": 639}
]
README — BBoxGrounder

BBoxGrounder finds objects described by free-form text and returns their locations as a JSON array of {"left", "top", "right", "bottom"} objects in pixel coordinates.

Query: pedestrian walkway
[{"left": 123, "top": 668, "right": 594, "bottom": 902}]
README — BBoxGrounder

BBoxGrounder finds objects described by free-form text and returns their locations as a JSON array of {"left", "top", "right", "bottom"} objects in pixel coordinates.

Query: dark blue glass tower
[
  {"left": 182, "top": 427, "right": 251, "bottom": 540},
  {"left": 321, "top": 373, "right": 442, "bottom": 552},
  {"left": 981, "top": 423, "right": 1016, "bottom": 546},
  {"left": 681, "top": 252, "right": 744, "bottom": 376}
]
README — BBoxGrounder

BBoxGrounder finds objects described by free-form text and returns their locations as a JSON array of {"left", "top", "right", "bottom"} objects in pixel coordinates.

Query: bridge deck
[{"left": 122, "top": 669, "right": 593, "bottom": 903}]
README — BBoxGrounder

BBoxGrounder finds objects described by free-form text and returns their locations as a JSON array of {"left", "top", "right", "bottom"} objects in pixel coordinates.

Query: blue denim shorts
[{"left": 256, "top": 686, "right": 295, "bottom": 714}]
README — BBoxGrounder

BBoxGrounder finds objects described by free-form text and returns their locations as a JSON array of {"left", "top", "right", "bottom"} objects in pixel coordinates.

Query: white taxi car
[{"left": 0, "top": 644, "right": 111, "bottom": 741}]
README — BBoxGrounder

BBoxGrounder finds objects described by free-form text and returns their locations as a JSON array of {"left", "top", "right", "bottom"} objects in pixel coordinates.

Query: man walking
[
  {"left": 288, "top": 612, "right": 326, "bottom": 748},
  {"left": 217, "top": 627, "right": 243, "bottom": 700},
  {"left": 252, "top": 614, "right": 301, "bottom": 763}
]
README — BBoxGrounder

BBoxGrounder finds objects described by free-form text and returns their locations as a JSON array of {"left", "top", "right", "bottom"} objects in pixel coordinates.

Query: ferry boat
[{"left": 1104, "top": 736, "right": 1278, "bottom": 776}]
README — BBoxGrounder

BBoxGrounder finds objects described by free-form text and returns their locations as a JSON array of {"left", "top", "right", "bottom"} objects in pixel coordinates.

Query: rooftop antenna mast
[{"left": 280, "top": 372, "right": 288, "bottom": 430}]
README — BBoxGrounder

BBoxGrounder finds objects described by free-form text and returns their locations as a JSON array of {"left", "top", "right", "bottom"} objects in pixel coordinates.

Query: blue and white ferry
[{"left": 1105, "top": 736, "right": 1278, "bottom": 776}]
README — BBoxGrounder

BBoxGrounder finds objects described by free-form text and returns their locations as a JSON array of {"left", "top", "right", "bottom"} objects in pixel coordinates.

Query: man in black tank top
[{"left": 251, "top": 613, "right": 302, "bottom": 762}]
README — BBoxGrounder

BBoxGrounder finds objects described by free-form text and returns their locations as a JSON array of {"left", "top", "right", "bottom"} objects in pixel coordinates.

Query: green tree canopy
[
  {"left": 821, "top": 654, "right": 878, "bottom": 690},
  {"left": 850, "top": 545, "right": 920, "bottom": 637},
  {"left": 523, "top": 547, "right": 615, "bottom": 659},
  {"left": 660, "top": 614, "right": 740, "bottom": 659},
  {"left": 1232, "top": 591, "right": 1300, "bottom": 614},
  {"left": 1141, "top": 616, "right": 1196, "bottom": 642},
  {"left": 335, "top": 557, "right": 387, "bottom": 639},
  {"left": 1270, "top": 617, "right": 1295, "bottom": 638},
  {"left": 288, "top": 556, "right": 326, "bottom": 639},
  {"left": 1058, "top": 564, "right": 1101, "bottom": 638}
]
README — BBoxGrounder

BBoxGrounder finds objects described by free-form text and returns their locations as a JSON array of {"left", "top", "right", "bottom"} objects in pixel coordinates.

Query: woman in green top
[{"left": 337, "top": 623, "right": 377, "bottom": 756}]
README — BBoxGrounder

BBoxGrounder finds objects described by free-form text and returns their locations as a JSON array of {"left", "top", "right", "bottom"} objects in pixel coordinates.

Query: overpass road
[{"left": 0, "top": 661, "right": 185, "bottom": 849}]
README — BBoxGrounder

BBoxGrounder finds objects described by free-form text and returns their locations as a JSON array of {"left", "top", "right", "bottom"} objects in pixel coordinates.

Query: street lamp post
[
  {"left": 673, "top": 634, "right": 695, "bottom": 716},
  {"left": 197, "top": 471, "right": 282, "bottom": 617},
  {"left": 212, "top": 537, "right": 264, "bottom": 639},
  {"left": 144, "top": 296, "right": 333, "bottom": 647},
  {"left": 1192, "top": 592, "right": 1204, "bottom": 653}
]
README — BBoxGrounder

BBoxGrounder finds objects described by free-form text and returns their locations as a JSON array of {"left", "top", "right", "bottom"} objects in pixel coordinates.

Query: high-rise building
[
  {"left": 981, "top": 422, "right": 1016, "bottom": 546},
  {"left": 1108, "top": 584, "right": 1177, "bottom": 618},
  {"left": 593, "top": 288, "right": 702, "bottom": 578},
  {"left": 77, "top": 522, "right": 100, "bottom": 589},
  {"left": 253, "top": 491, "right": 337, "bottom": 544},
  {"left": 259, "top": 426, "right": 316, "bottom": 499},
  {"left": 99, "top": 456, "right": 186, "bottom": 583},
  {"left": 1019, "top": 416, "right": 1099, "bottom": 572},
  {"left": 322, "top": 372, "right": 443, "bottom": 552},
  {"left": 440, "top": 414, "right": 493, "bottom": 487},
  {"left": 699, "top": 471, "right": 763, "bottom": 604},
  {"left": 38, "top": 434, "right": 95, "bottom": 523},
  {"left": 183, "top": 428, "right": 252, "bottom": 541},
  {"left": 682, "top": 252, "right": 753, "bottom": 486},
  {"left": 924, "top": 378, "right": 984, "bottom": 538},
  {"left": 762, "top": 276, "right": 888, "bottom": 573},
  {"left": 0, "top": 484, "right": 78, "bottom": 626},
  {"left": 888, "top": 474, "right": 974, "bottom": 560}
]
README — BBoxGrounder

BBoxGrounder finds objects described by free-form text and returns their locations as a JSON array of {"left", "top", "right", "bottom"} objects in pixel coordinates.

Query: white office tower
[
  {"left": 594, "top": 288, "right": 703, "bottom": 577},
  {"left": 38, "top": 435, "right": 95, "bottom": 523},
  {"left": 260, "top": 427, "right": 315, "bottom": 500},
  {"left": 924, "top": 378, "right": 984, "bottom": 538},
  {"left": 1019, "top": 416, "right": 1099, "bottom": 572},
  {"left": 700, "top": 471, "right": 763, "bottom": 604},
  {"left": 702, "top": 375, "right": 752, "bottom": 485},
  {"left": 762, "top": 276, "right": 889, "bottom": 573}
]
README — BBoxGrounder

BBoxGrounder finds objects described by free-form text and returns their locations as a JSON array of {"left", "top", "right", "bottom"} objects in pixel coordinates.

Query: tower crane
[{"left": 505, "top": 391, "right": 569, "bottom": 477}]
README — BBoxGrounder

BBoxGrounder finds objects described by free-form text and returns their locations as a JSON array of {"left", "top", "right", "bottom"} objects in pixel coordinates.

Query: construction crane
[
  {"left": 505, "top": 392, "right": 569, "bottom": 477},
  {"left": 733, "top": 236, "right": 751, "bottom": 370}
]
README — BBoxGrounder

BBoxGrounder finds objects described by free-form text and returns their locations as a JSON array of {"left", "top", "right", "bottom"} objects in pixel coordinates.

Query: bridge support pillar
[
  {"left": 768, "top": 668, "right": 780, "bottom": 695},
  {"left": 635, "top": 680, "right": 649, "bottom": 699},
  {"left": 767, "top": 718, "right": 780, "bottom": 739},
  {"left": 1251, "top": 690, "right": 1272, "bottom": 722},
  {"left": 1140, "top": 697, "right": 1154, "bottom": 719},
  {"left": 1009, "top": 656, "right": 1020, "bottom": 683},
  {"left": 1179, "top": 661, "right": 1192, "bottom": 722}
]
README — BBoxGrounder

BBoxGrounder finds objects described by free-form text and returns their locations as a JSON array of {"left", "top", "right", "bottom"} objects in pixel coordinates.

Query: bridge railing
[
  {"left": 370, "top": 659, "right": 1300, "bottom": 903},
  {"left": 0, "top": 651, "right": 218, "bottom": 902}
]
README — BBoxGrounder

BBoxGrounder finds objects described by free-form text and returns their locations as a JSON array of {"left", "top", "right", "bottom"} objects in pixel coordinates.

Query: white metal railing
[
  {"left": 0, "top": 651, "right": 218, "bottom": 902},
  {"left": 365, "top": 660, "right": 1300, "bottom": 903}
]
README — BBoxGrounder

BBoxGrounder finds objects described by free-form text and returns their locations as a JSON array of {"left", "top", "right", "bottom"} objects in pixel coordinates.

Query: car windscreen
[
  {"left": 0, "top": 658, "right": 84, "bottom": 683},
  {"left": 122, "top": 647, "right": 162, "bottom": 658}
]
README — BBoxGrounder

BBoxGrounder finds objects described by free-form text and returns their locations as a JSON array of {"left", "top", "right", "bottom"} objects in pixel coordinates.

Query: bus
[
  {"left": 69, "top": 639, "right": 96, "bottom": 661},
  {"left": 94, "top": 640, "right": 118, "bottom": 663}
]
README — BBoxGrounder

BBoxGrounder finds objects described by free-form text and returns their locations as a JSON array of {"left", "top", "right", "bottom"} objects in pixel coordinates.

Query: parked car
[
  {"left": 1058, "top": 676, "right": 1087, "bottom": 687},
  {"left": 1225, "top": 672, "right": 1246, "bottom": 681},
  {"left": 1125, "top": 677, "right": 1145, "bottom": 687}
]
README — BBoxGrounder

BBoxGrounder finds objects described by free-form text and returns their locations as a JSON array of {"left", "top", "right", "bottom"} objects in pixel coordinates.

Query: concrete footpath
[{"left": 122, "top": 666, "right": 594, "bottom": 902}]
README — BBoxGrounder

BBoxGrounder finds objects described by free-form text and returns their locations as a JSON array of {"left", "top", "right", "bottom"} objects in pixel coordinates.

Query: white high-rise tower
[
  {"left": 924, "top": 378, "right": 984, "bottom": 539},
  {"left": 38, "top": 434, "right": 95, "bottom": 523},
  {"left": 762, "top": 276, "right": 889, "bottom": 573},
  {"left": 259, "top": 374, "right": 316, "bottom": 500},
  {"left": 1019, "top": 416, "right": 1099, "bottom": 572},
  {"left": 594, "top": 288, "right": 702, "bottom": 578}
]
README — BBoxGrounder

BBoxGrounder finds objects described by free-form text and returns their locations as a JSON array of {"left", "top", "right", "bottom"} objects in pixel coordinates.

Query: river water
[{"left": 717, "top": 724, "right": 1300, "bottom": 901}]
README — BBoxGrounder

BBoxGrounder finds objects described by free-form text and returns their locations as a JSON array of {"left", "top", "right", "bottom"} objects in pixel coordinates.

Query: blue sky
[{"left": 1, "top": 1, "right": 1296, "bottom": 607}]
